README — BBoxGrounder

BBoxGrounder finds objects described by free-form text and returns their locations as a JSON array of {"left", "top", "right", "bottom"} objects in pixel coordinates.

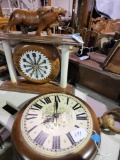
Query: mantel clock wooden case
[{"left": 13, "top": 43, "right": 60, "bottom": 84}]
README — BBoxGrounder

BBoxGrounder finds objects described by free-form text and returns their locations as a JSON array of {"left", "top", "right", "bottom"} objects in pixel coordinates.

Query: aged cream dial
[{"left": 11, "top": 93, "right": 100, "bottom": 160}]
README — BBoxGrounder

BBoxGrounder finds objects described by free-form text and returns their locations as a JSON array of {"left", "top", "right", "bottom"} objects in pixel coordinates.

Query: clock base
[{"left": 0, "top": 79, "right": 75, "bottom": 95}]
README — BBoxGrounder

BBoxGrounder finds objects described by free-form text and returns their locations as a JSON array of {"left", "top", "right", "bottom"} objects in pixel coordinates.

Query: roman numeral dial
[{"left": 20, "top": 93, "right": 95, "bottom": 159}]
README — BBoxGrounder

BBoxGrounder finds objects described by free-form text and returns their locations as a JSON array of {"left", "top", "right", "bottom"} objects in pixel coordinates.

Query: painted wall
[{"left": 96, "top": 0, "right": 120, "bottom": 19}]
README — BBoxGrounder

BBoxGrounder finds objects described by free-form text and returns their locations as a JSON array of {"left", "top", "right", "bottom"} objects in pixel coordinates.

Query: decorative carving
[
  {"left": 91, "top": 17, "right": 107, "bottom": 33},
  {"left": 35, "top": 7, "right": 66, "bottom": 36},
  {"left": 13, "top": 43, "right": 61, "bottom": 84},
  {"left": 102, "top": 19, "right": 120, "bottom": 33},
  {"left": 91, "top": 17, "right": 120, "bottom": 33},
  {"left": 4, "top": 7, "right": 67, "bottom": 36}
]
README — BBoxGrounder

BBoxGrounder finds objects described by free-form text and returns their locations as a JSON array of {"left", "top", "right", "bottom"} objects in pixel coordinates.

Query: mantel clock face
[
  {"left": 11, "top": 93, "right": 100, "bottom": 160},
  {"left": 13, "top": 43, "right": 60, "bottom": 83}
]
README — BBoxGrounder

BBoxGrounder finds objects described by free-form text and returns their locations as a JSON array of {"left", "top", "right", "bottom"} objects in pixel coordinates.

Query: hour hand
[
  {"left": 55, "top": 96, "right": 58, "bottom": 115},
  {"left": 54, "top": 96, "right": 60, "bottom": 121},
  {"left": 41, "top": 117, "right": 54, "bottom": 124}
]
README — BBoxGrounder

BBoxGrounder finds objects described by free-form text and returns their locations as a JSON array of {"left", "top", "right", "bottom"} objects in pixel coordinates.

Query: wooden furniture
[
  {"left": 79, "top": 28, "right": 99, "bottom": 47},
  {"left": 76, "top": 0, "right": 95, "bottom": 32},
  {"left": 0, "top": 32, "right": 82, "bottom": 94},
  {"left": 102, "top": 40, "right": 120, "bottom": 75},
  {"left": 70, "top": 50, "right": 120, "bottom": 104}
]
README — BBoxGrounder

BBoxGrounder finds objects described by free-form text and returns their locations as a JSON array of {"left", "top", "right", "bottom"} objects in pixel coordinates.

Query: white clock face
[
  {"left": 20, "top": 50, "right": 52, "bottom": 80},
  {"left": 21, "top": 93, "right": 93, "bottom": 158}
]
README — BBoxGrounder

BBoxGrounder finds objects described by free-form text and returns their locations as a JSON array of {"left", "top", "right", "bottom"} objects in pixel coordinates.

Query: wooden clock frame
[
  {"left": 0, "top": 33, "right": 82, "bottom": 94},
  {"left": 13, "top": 42, "right": 61, "bottom": 84}
]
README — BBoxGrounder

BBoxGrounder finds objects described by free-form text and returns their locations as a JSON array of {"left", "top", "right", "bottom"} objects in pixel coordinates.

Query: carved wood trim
[{"left": 91, "top": 18, "right": 120, "bottom": 34}]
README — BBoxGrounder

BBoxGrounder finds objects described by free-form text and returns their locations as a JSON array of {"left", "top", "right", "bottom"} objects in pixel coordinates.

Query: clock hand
[
  {"left": 55, "top": 96, "right": 59, "bottom": 122},
  {"left": 41, "top": 117, "right": 54, "bottom": 124},
  {"left": 55, "top": 97, "right": 58, "bottom": 115}
]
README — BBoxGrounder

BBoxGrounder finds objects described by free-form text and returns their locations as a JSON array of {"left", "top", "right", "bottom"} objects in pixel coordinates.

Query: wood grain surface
[
  {"left": 13, "top": 43, "right": 60, "bottom": 83},
  {"left": 0, "top": 79, "right": 75, "bottom": 95}
]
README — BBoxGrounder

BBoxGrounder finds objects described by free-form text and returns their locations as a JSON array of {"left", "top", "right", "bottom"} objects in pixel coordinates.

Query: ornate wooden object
[
  {"left": 101, "top": 40, "right": 120, "bottom": 74},
  {"left": 4, "top": 7, "right": 67, "bottom": 36},
  {"left": 102, "top": 19, "right": 120, "bottom": 33},
  {"left": 90, "top": 17, "right": 107, "bottom": 34},
  {"left": 91, "top": 18, "right": 120, "bottom": 34},
  {"left": 13, "top": 43, "right": 60, "bottom": 84},
  {"left": 0, "top": 32, "right": 82, "bottom": 94}
]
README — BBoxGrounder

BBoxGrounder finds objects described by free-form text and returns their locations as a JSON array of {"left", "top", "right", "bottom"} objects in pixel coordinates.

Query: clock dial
[
  {"left": 13, "top": 43, "right": 60, "bottom": 83},
  {"left": 11, "top": 93, "right": 100, "bottom": 160},
  {"left": 20, "top": 50, "right": 52, "bottom": 80}
]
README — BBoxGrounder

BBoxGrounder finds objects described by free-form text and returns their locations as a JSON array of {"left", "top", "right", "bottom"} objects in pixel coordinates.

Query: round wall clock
[
  {"left": 13, "top": 43, "right": 60, "bottom": 83},
  {"left": 11, "top": 93, "right": 100, "bottom": 160}
]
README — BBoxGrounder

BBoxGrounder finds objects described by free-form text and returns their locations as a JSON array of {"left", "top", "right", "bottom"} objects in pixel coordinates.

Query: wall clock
[
  {"left": 11, "top": 92, "right": 100, "bottom": 160},
  {"left": 13, "top": 43, "right": 60, "bottom": 83}
]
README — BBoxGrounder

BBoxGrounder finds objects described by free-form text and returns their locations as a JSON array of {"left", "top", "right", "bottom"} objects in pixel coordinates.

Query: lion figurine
[{"left": 4, "top": 6, "right": 67, "bottom": 36}]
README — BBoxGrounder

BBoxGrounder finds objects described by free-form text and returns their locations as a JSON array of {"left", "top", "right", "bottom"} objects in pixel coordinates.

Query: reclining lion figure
[{"left": 4, "top": 6, "right": 67, "bottom": 36}]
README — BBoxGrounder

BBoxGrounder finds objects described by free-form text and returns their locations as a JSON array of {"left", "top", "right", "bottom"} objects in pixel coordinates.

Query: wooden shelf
[{"left": 0, "top": 32, "right": 82, "bottom": 46}]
